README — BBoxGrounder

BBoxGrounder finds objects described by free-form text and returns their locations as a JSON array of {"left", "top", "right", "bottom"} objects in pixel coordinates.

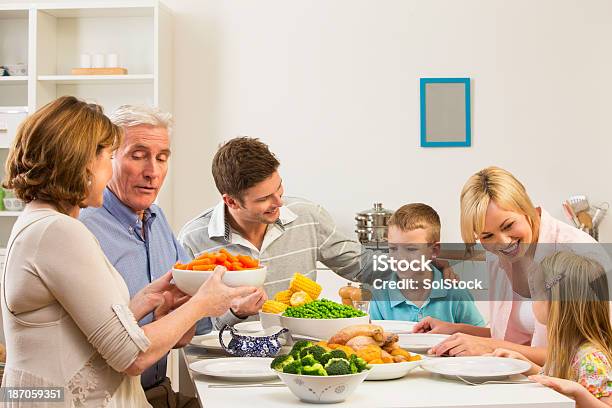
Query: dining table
[{"left": 178, "top": 333, "right": 575, "bottom": 408}]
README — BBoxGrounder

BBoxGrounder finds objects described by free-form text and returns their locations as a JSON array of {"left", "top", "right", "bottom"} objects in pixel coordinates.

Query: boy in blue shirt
[{"left": 370, "top": 203, "right": 485, "bottom": 327}]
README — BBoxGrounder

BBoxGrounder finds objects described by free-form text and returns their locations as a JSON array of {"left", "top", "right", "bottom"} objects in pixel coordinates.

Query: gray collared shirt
[{"left": 178, "top": 196, "right": 373, "bottom": 328}]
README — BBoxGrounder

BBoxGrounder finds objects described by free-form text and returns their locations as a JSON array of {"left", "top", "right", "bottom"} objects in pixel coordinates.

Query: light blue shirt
[
  {"left": 369, "top": 266, "right": 485, "bottom": 326},
  {"left": 80, "top": 188, "right": 212, "bottom": 390}
]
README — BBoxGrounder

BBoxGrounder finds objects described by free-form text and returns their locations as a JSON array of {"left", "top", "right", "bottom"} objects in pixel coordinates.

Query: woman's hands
[
  {"left": 130, "top": 270, "right": 188, "bottom": 321},
  {"left": 413, "top": 317, "right": 490, "bottom": 356},
  {"left": 193, "top": 266, "right": 260, "bottom": 317},
  {"left": 486, "top": 348, "right": 541, "bottom": 375},
  {"left": 428, "top": 333, "right": 497, "bottom": 356}
]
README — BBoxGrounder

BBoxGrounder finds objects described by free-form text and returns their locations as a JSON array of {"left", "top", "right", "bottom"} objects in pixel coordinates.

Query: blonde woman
[
  {"left": 1, "top": 96, "right": 257, "bottom": 407},
  {"left": 493, "top": 252, "right": 612, "bottom": 407},
  {"left": 414, "top": 166, "right": 606, "bottom": 365}
]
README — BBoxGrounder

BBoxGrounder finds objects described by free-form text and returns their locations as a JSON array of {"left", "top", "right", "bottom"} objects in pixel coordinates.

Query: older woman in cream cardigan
[{"left": 1, "top": 96, "right": 257, "bottom": 407}]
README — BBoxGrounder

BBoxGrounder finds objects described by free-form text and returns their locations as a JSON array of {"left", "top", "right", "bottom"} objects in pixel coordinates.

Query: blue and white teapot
[{"left": 219, "top": 324, "right": 288, "bottom": 357}]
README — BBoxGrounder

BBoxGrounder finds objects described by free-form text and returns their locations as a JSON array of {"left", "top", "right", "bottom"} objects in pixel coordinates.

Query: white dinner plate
[
  {"left": 365, "top": 359, "right": 424, "bottom": 381},
  {"left": 234, "top": 321, "right": 264, "bottom": 333},
  {"left": 372, "top": 320, "right": 417, "bottom": 334},
  {"left": 189, "top": 357, "right": 279, "bottom": 381},
  {"left": 421, "top": 356, "right": 532, "bottom": 381},
  {"left": 189, "top": 332, "right": 230, "bottom": 350},
  {"left": 397, "top": 333, "right": 450, "bottom": 353}
]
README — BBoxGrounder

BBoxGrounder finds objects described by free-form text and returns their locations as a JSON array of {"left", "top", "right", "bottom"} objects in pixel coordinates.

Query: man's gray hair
[{"left": 110, "top": 105, "right": 173, "bottom": 135}]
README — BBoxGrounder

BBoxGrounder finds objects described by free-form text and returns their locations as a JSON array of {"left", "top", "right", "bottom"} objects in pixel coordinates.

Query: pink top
[{"left": 487, "top": 208, "right": 607, "bottom": 347}]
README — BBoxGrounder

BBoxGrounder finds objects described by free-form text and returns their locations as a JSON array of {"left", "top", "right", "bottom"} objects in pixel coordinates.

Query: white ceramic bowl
[
  {"left": 259, "top": 311, "right": 282, "bottom": 329},
  {"left": 365, "top": 360, "right": 422, "bottom": 381},
  {"left": 276, "top": 370, "right": 369, "bottom": 403},
  {"left": 3, "top": 198, "right": 24, "bottom": 211},
  {"left": 172, "top": 266, "right": 267, "bottom": 296},
  {"left": 279, "top": 315, "right": 369, "bottom": 340}
]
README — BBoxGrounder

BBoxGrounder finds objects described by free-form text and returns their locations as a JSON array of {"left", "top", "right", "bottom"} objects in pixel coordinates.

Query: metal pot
[{"left": 355, "top": 203, "right": 394, "bottom": 247}]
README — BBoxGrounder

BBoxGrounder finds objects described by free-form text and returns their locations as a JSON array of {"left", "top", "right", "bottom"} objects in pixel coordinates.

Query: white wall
[
  {"left": 165, "top": 0, "right": 612, "bottom": 243},
  {"left": 2, "top": 0, "right": 610, "bottom": 242}
]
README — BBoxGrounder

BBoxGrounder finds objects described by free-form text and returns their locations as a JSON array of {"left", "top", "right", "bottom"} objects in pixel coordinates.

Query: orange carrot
[{"left": 193, "top": 264, "right": 215, "bottom": 271}]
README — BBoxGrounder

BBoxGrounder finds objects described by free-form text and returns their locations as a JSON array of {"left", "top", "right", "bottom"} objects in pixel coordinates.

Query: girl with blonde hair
[
  {"left": 414, "top": 166, "right": 606, "bottom": 365},
  {"left": 495, "top": 252, "right": 612, "bottom": 407}
]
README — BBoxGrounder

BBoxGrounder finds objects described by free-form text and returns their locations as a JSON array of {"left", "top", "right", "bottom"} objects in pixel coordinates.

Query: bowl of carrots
[{"left": 172, "top": 249, "right": 266, "bottom": 295}]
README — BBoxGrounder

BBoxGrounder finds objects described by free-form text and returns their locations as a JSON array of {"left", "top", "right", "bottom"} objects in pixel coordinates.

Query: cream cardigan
[{"left": 1, "top": 207, "right": 152, "bottom": 407}]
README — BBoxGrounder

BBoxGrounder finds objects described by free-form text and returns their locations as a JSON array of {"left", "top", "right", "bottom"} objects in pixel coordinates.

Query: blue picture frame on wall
[{"left": 420, "top": 77, "right": 471, "bottom": 147}]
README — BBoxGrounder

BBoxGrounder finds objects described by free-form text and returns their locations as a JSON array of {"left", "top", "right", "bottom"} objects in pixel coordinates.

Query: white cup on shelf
[
  {"left": 92, "top": 53, "right": 105, "bottom": 68},
  {"left": 79, "top": 53, "right": 91, "bottom": 68},
  {"left": 106, "top": 53, "right": 118, "bottom": 68}
]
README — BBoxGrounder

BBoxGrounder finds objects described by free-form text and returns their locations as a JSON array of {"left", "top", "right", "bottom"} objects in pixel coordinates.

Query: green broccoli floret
[
  {"left": 320, "top": 349, "right": 348, "bottom": 366},
  {"left": 329, "top": 349, "right": 349, "bottom": 360},
  {"left": 270, "top": 354, "right": 294, "bottom": 371},
  {"left": 302, "top": 363, "right": 328, "bottom": 376},
  {"left": 300, "top": 354, "right": 318, "bottom": 367},
  {"left": 290, "top": 340, "right": 314, "bottom": 354},
  {"left": 349, "top": 354, "right": 368, "bottom": 372},
  {"left": 290, "top": 340, "right": 314, "bottom": 360},
  {"left": 282, "top": 360, "right": 303, "bottom": 374},
  {"left": 319, "top": 352, "right": 333, "bottom": 366},
  {"left": 299, "top": 345, "right": 326, "bottom": 361},
  {"left": 324, "top": 358, "right": 352, "bottom": 376}
]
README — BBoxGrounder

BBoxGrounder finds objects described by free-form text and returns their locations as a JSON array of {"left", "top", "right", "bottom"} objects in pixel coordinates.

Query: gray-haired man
[{"left": 81, "top": 105, "right": 202, "bottom": 408}]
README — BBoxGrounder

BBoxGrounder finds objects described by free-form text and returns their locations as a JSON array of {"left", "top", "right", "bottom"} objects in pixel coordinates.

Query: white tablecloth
[{"left": 180, "top": 347, "right": 574, "bottom": 408}]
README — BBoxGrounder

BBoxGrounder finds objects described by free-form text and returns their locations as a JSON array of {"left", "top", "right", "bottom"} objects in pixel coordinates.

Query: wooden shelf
[{"left": 38, "top": 74, "right": 154, "bottom": 85}]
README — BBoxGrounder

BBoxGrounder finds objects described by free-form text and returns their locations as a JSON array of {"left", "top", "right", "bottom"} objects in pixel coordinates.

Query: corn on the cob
[
  {"left": 289, "top": 273, "right": 322, "bottom": 300},
  {"left": 261, "top": 300, "right": 288, "bottom": 314},
  {"left": 289, "top": 290, "right": 313, "bottom": 307},
  {"left": 273, "top": 289, "right": 293, "bottom": 305}
]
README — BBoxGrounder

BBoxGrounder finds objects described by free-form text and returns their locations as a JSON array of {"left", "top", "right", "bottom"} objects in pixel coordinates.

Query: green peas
[{"left": 282, "top": 299, "right": 366, "bottom": 319}]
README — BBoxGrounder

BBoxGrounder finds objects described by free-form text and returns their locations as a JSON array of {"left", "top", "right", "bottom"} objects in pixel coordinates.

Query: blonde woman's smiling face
[{"left": 479, "top": 200, "right": 535, "bottom": 261}]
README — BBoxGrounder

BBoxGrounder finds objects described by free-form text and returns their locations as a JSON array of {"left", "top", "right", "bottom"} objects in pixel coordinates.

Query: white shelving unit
[
  {"left": 0, "top": 0, "right": 173, "bottom": 243},
  {"left": 38, "top": 74, "right": 155, "bottom": 84},
  {"left": 0, "top": 0, "right": 176, "bottom": 382},
  {"left": 0, "top": 7, "right": 28, "bottom": 108},
  {"left": 0, "top": 77, "right": 28, "bottom": 82}
]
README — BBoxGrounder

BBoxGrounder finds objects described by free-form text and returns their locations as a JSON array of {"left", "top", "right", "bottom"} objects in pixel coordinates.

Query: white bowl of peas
[{"left": 280, "top": 299, "right": 369, "bottom": 340}]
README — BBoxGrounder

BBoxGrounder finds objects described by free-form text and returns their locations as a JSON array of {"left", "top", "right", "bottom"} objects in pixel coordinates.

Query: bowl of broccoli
[{"left": 270, "top": 340, "right": 369, "bottom": 403}]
